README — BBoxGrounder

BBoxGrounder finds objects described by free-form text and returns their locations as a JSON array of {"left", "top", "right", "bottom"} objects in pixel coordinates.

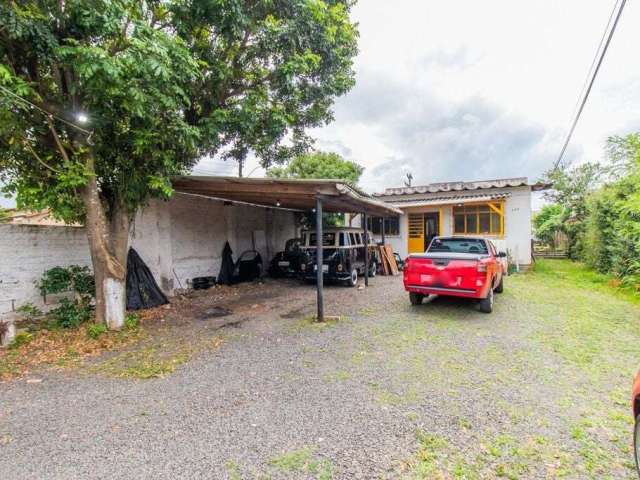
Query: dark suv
[
  {"left": 299, "top": 227, "right": 378, "bottom": 287},
  {"left": 268, "top": 238, "right": 306, "bottom": 277}
]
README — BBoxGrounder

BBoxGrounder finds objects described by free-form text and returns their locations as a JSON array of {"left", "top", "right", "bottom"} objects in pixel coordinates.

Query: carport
[{"left": 172, "top": 176, "right": 402, "bottom": 321}]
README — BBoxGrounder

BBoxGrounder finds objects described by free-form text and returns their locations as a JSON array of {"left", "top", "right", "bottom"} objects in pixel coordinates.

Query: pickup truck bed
[{"left": 403, "top": 237, "right": 505, "bottom": 313}]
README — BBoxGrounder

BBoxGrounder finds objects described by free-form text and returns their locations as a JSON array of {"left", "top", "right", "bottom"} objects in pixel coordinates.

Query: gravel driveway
[{"left": 1, "top": 261, "right": 638, "bottom": 479}]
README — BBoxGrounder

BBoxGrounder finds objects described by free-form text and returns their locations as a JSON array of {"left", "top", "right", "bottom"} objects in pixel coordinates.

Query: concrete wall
[
  {"left": 0, "top": 225, "right": 92, "bottom": 316},
  {"left": 1, "top": 194, "right": 297, "bottom": 318},
  {"left": 350, "top": 186, "right": 533, "bottom": 265}
]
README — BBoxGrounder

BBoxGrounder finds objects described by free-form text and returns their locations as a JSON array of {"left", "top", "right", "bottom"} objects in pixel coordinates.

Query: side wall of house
[{"left": 1, "top": 195, "right": 297, "bottom": 318}]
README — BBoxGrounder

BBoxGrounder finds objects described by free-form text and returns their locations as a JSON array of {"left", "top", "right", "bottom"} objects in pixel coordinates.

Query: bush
[
  {"left": 87, "top": 323, "right": 107, "bottom": 339},
  {"left": 15, "top": 303, "right": 43, "bottom": 321},
  {"left": 125, "top": 313, "right": 139, "bottom": 330},
  {"left": 50, "top": 298, "right": 91, "bottom": 329},
  {"left": 37, "top": 265, "right": 95, "bottom": 301},
  {"left": 9, "top": 331, "right": 33, "bottom": 349}
]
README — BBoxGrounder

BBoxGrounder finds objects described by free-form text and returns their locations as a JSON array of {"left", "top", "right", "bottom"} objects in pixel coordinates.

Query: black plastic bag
[
  {"left": 218, "top": 242, "right": 235, "bottom": 286},
  {"left": 126, "top": 248, "right": 168, "bottom": 310}
]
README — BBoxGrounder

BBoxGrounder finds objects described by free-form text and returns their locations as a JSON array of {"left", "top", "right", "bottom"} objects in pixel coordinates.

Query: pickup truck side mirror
[{"left": 497, "top": 251, "right": 507, "bottom": 258}]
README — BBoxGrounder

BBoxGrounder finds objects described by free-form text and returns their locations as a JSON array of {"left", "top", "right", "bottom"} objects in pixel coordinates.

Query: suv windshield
[{"left": 428, "top": 238, "right": 488, "bottom": 254}]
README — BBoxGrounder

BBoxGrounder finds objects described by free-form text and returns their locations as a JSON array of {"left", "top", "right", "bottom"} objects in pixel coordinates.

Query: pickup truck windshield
[{"left": 428, "top": 238, "right": 488, "bottom": 254}]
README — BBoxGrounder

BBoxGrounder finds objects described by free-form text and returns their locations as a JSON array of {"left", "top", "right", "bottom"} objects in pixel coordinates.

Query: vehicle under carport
[{"left": 171, "top": 176, "right": 402, "bottom": 321}]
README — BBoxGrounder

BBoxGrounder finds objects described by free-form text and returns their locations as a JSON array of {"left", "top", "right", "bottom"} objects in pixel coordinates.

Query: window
[
  {"left": 339, "top": 232, "right": 348, "bottom": 246},
  {"left": 367, "top": 216, "right": 400, "bottom": 235},
  {"left": 308, "top": 232, "right": 336, "bottom": 246},
  {"left": 428, "top": 238, "right": 488, "bottom": 254},
  {"left": 453, "top": 203, "right": 503, "bottom": 235}
]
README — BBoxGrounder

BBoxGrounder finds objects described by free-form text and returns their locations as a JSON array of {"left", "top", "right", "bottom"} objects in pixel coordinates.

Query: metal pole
[
  {"left": 381, "top": 217, "right": 386, "bottom": 246},
  {"left": 315, "top": 197, "right": 324, "bottom": 321},
  {"left": 363, "top": 212, "right": 369, "bottom": 287}
]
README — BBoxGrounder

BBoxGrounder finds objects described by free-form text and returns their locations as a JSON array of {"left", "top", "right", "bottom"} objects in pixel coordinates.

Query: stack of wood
[{"left": 378, "top": 244, "right": 399, "bottom": 275}]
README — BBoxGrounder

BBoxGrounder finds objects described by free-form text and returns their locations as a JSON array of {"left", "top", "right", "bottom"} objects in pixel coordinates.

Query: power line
[
  {"left": 0, "top": 85, "right": 93, "bottom": 137},
  {"left": 553, "top": 0, "right": 627, "bottom": 171}
]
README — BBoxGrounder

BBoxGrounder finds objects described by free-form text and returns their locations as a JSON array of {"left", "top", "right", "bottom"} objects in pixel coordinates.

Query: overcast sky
[
  {"left": 198, "top": 0, "right": 640, "bottom": 196},
  {"left": 3, "top": 1, "right": 637, "bottom": 209}
]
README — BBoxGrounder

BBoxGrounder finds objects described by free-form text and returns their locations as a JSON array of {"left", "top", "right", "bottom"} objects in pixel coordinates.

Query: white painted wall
[
  {"left": 349, "top": 186, "right": 533, "bottom": 265},
  {"left": 0, "top": 225, "right": 92, "bottom": 316},
  {"left": 0, "top": 194, "right": 297, "bottom": 318}
]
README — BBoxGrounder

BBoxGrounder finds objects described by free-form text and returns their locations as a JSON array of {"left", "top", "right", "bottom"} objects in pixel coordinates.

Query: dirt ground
[{"left": 1, "top": 260, "right": 639, "bottom": 479}]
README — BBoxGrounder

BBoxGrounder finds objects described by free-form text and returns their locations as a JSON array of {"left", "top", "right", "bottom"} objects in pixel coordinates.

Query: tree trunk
[{"left": 80, "top": 156, "right": 129, "bottom": 329}]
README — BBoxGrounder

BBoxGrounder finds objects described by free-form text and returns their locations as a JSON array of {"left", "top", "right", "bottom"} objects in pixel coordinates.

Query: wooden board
[
  {"left": 378, "top": 245, "right": 390, "bottom": 275},
  {"left": 377, "top": 244, "right": 398, "bottom": 275},
  {"left": 384, "top": 245, "right": 399, "bottom": 275}
]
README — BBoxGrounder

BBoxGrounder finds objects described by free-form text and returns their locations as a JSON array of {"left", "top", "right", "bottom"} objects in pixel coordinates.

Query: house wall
[
  {"left": 0, "top": 194, "right": 297, "bottom": 318},
  {"left": 350, "top": 186, "right": 532, "bottom": 265}
]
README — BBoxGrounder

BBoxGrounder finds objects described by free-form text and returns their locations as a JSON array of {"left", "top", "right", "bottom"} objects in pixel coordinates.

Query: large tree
[
  {"left": 267, "top": 150, "right": 362, "bottom": 183},
  {"left": 0, "top": 0, "right": 358, "bottom": 328}
]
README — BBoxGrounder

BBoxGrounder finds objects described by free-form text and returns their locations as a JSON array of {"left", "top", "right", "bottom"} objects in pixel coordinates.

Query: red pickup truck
[{"left": 403, "top": 237, "right": 506, "bottom": 313}]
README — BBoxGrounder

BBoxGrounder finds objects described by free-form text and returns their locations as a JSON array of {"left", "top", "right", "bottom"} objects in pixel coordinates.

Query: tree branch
[
  {"left": 24, "top": 142, "right": 62, "bottom": 174},
  {"left": 47, "top": 117, "right": 71, "bottom": 163}
]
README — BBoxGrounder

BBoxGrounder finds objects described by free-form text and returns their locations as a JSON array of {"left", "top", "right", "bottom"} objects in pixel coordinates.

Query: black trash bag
[
  {"left": 218, "top": 241, "right": 235, "bottom": 286},
  {"left": 126, "top": 248, "right": 168, "bottom": 310}
]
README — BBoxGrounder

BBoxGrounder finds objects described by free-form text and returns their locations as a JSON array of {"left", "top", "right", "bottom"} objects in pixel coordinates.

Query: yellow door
[{"left": 408, "top": 213, "right": 425, "bottom": 253}]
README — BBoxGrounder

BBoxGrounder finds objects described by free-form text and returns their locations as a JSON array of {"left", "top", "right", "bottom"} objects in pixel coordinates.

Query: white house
[{"left": 352, "top": 177, "right": 548, "bottom": 266}]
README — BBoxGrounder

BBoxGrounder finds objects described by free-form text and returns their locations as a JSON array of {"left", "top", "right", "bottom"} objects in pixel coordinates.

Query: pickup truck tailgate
[{"left": 405, "top": 254, "right": 482, "bottom": 292}]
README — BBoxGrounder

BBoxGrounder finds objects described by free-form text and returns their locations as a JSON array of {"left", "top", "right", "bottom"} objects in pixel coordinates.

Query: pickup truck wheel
[
  {"left": 478, "top": 288, "right": 494, "bottom": 313},
  {"left": 409, "top": 292, "right": 424, "bottom": 305},
  {"left": 494, "top": 276, "right": 504, "bottom": 293},
  {"left": 346, "top": 268, "right": 358, "bottom": 287}
]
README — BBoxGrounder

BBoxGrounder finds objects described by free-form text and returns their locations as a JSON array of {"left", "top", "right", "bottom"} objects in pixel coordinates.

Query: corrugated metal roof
[
  {"left": 386, "top": 192, "right": 511, "bottom": 208},
  {"left": 374, "top": 177, "right": 548, "bottom": 197}
]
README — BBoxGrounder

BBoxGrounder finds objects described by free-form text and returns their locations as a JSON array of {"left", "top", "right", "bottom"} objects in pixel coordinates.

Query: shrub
[
  {"left": 9, "top": 332, "right": 33, "bottom": 349},
  {"left": 87, "top": 323, "right": 107, "bottom": 339},
  {"left": 37, "top": 265, "right": 95, "bottom": 302},
  {"left": 15, "top": 303, "right": 43, "bottom": 321},
  {"left": 125, "top": 313, "right": 139, "bottom": 330},
  {"left": 50, "top": 298, "right": 91, "bottom": 329}
]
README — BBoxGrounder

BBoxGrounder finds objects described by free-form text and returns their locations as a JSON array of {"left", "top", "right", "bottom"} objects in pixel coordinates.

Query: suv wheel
[
  {"left": 478, "top": 288, "right": 494, "bottom": 313},
  {"left": 369, "top": 261, "right": 377, "bottom": 277},
  {"left": 346, "top": 268, "right": 358, "bottom": 287},
  {"left": 409, "top": 292, "right": 424, "bottom": 305},
  {"left": 494, "top": 275, "right": 504, "bottom": 293}
]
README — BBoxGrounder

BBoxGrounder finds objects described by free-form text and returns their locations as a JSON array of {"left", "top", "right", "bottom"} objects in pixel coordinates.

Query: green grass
[
  {"left": 268, "top": 447, "right": 334, "bottom": 479},
  {"left": 392, "top": 259, "right": 640, "bottom": 479}
]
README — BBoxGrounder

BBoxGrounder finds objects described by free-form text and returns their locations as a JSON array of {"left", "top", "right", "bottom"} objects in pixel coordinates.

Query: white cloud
[{"left": 309, "top": 0, "right": 640, "bottom": 193}]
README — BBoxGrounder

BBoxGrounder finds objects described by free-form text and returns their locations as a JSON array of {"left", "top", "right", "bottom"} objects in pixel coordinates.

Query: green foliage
[
  {"left": 87, "top": 323, "right": 107, "bottom": 339},
  {"left": 50, "top": 298, "right": 91, "bottom": 329},
  {"left": 0, "top": 1, "right": 358, "bottom": 223},
  {"left": 15, "top": 302, "right": 43, "bottom": 321},
  {"left": 540, "top": 162, "right": 603, "bottom": 259},
  {"left": 124, "top": 313, "right": 139, "bottom": 330},
  {"left": 548, "top": 133, "right": 640, "bottom": 291},
  {"left": 268, "top": 151, "right": 363, "bottom": 184},
  {"left": 0, "top": 207, "right": 9, "bottom": 223},
  {"left": 37, "top": 265, "right": 95, "bottom": 299},
  {"left": 532, "top": 204, "right": 566, "bottom": 245},
  {"left": 9, "top": 331, "right": 33, "bottom": 349}
]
